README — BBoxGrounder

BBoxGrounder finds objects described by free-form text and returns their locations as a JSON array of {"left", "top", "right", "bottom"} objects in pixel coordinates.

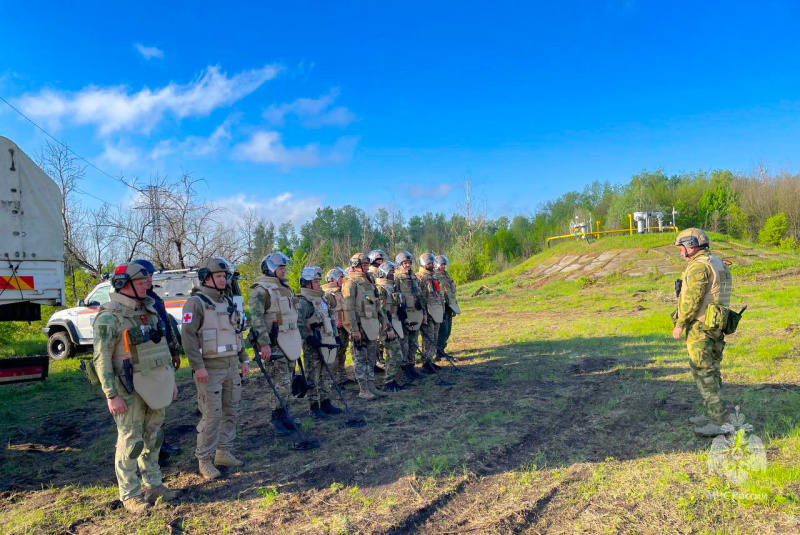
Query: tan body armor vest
[
  {"left": 375, "top": 278, "right": 405, "bottom": 339},
  {"left": 394, "top": 268, "right": 423, "bottom": 331},
  {"left": 299, "top": 288, "right": 338, "bottom": 363},
  {"left": 252, "top": 276, "right": 302, "bottom": 361},
  {"left": 189, "top": 292, "right": 242, "bottom": 359},
  {"left": 345, "top": 272, "right": 381, "bottom": 341},
  {"left": 437, "top": 271, "right": 461, "bottom": 314},
  {"left": 418, "top": 268, "right": 445, "bottom": 324},
  {"left": 322, "top": 282, "right": 347, "bottom": 327},
  {"left": 99, "top": 293, "right": 175, "bottom": 410},
  {"left": 682, "top": 253, "right": 733, "bottom": 322}
]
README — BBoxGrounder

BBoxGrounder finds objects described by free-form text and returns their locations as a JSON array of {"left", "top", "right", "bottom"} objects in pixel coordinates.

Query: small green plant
[{"left": 257, "top": 487, "right": 279, "bottom": 507}]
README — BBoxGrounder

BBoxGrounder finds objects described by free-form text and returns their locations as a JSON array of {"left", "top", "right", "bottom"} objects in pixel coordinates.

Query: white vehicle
[
  {"left": 0, "top": 136, "right": 65, "bottom": 322},
  {"left": 43, "top": 269, "right": 246, "bottom": 360}
]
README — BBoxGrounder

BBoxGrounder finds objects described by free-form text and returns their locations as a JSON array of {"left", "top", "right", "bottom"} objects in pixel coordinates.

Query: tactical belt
[
  {"left": 131, "top": 355, "right": 171, "bottom": 373},
  {"left": 216, "top": 344, "right": 239, "bottom": 353}
]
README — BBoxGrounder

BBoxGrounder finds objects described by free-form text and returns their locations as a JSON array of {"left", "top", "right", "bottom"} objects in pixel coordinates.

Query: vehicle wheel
[{"left": 48, "top": 331, "right": 75, "bottom": 360}]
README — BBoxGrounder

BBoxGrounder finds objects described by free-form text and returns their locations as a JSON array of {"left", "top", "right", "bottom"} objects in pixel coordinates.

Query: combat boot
[
  {"left": 214, "top": 449, "right": 243, "bottom": 468},
  {"left": 321, "top": 399, "right": 343, "bottom": 415},
  {"left": 383, "top": 380, "right": 404, "bottom": 392},
  {"left": 358, "top": 381, "right": 377, "bottom": 400},
  {"left": 369, "top": 381, "right": 388, "bottom": 397},
  {"left": 122, "top": 496, "right": 152, "bottom": 513},
  {"left": 309, "top": 401, "right": 328, "bottom": 419},
  {"left": 199, "top": 458, "right": 221, "bottom": 480},
  {"left": 270, "top": 409, "right": 290, "bottom": 437},
  {"left": 421, "top": 362, "right": 437, "bottom": 374},
  {"left": 402, "top": 365, "right": 421, "bottom": 381},
  {"left": 689, "top": 415, "right": 710, "bottom": 425},
  {"left": 143, "top": 484, "right": 182, "bottom": 504},
  {"left": 694, "top": 422, "right": 725, "bottom": 437}
]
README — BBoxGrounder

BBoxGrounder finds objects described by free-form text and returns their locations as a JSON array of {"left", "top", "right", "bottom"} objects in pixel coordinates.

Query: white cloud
[
  {"left": 149, "top": 115, "right": 237, "bottom": 160},
  {"left": 16, "top": 64, "right": 281, "bottom": 136},
  {"left": 215, "top": 192, "right": 324, "bottom": 227},
  {"left": 135, "top": 43, "right": 164, "bottom": 60},
  {"left": 263, "top": 87, "right": 356, "bottom": 128},
  {"left": 100, "top": 141, "right": 140, "bottom": 168},
  {"left": 231, "top": 130, "right": 359, "bottom": 170},
  {"left": 405, "top": 183, "right": 455, "bottom": 199}
]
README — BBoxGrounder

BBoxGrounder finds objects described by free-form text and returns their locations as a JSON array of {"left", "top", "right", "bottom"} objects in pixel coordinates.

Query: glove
[{"left": 335, "top": 335, "right": 343, "bottom": 347}]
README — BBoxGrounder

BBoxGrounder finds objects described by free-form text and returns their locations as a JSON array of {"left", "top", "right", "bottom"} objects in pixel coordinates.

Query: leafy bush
[
  {"left": 758, "top": 212, "right": 788, "bottom": 246},
  {"left": 779, "top": 236, "right": 798, "bottom": 251}
]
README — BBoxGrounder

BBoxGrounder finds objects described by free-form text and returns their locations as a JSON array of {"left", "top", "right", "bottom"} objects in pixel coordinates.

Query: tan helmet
[
  {"left": 111, "top": 261, "right": 150, "bottom": 298},
  {"left": 349, "top": 253, "right": 369, "bottom": 268},
  {"left": 198, "top": 257, "right": 233, "bottom": 282},
  {"left": 674, "top": 228, "right": 710, "bottom": 249}
]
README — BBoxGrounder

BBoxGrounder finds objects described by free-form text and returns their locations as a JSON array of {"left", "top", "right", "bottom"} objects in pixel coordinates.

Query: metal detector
[
  {"left": 313, "top": 331, "right": 367, "bottom": 427},
  {"left": 418, "top": 329, "right": 460, "bottom": 371},
  {"left": 407, "top": 335, "right": 454, "bottom": 386},
  {"left": 248, "top": 330, "right": 320, "bottom": 451}
]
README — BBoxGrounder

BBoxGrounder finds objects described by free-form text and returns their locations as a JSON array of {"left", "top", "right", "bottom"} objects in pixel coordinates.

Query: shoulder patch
[{"left": 182, "top": 312, "right": 193, "bottom": 324}]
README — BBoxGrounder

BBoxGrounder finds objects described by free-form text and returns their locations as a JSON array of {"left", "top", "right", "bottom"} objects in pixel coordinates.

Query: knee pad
[{"left": 128, "top": 440, "right": 144, "bottom": 460}]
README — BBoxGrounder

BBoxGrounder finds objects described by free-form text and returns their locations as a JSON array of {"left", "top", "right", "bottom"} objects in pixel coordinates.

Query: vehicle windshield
[
  {"left": 153, "top": 275, "right": 196, "bottom": 298},
  {"left": 86, "top": 285, "right": 111, "bottom": 307}
]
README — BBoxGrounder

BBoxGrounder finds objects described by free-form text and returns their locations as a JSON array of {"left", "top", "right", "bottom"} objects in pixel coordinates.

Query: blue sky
[{"left": 2, "top": 1, "right": 799, "bottom": 226}]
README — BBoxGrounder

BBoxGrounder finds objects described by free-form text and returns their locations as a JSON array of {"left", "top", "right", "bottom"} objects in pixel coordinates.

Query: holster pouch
[
  {"left": 80, "top": 359, "right": 101, "bottom": 386},
  {"left": 723, "top": 306, "right": 746, "bottom": 335},
  {"left": 703, "top": 303, "right": 730, "bottom": 333}
]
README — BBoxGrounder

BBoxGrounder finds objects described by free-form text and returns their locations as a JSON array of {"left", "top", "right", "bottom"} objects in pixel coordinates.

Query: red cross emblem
[{"left": 183, "top": 312, "right": 193, "bottom": 324}]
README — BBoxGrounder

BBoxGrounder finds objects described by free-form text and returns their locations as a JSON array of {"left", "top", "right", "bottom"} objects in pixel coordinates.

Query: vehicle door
[{"left": 75, "top": 284, "right": 111, "bottom": 342}]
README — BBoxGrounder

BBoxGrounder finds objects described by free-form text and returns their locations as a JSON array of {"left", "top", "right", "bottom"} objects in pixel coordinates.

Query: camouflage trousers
[
  {"left": 686, "top": 321, "right": 727, "bottom": 423},
  {"left": 304, "top": 345, "right": 332, "bottom": 403},
  {"left": 334, "top": 326, "right": 350, "bottom": 382},
  {"left": 421, "top": 320, "right": 441, "bottom": 362},
  {"left": 112, "top": 377, "right": 165, "bottom": 501},
  {"left": 351, "top": 335, "right": 378, "bottom": 383},
  {"left": 266, "top": 353, "right": 293, "bottom": 411},
  {"left": 399, "top": 326, "right": 420, "bottom": 367},
  {"left": 437, "top": 309, "right": 453, "bottom": 351},
  {"left": 381, "top": 333, "right": 404, "bottom": 384},
  {"left": 194, "top": 356, "right": 241, "bottom": 461}
]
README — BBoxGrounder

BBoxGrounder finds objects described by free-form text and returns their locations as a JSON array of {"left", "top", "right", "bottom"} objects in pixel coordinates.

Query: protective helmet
[
  {"left": 300, "top": 266, "right": 323, "bottom": 287},
  {"left": 395, "top": 251, "right": 413, "bottom": 265},
  {"left": 419, "top": 253, "right": 436, "bottom": 267},
  {"left": 111, "top": 261, "right": 150, "bottom": 295},
  {"left": 368, "top": 249, "right": 387, "bottom": 265},
  {"left": 326, "top": 267, "right": 345, "bottom": 283},
  {"left": 349, "top": 253, "right": 369, "bottom": 268},
  {"left": 377, "top": 260, "right": 396, "bottom": 279},
  {"left": 434, "top": 255, "right": 449, "bottom": 269},
  {"left": 261, "top": 252, "right": 291, "bottom": 276},
  {"left": 344, "top": 267, "right": 353, "bottom": 277},
  {"left": 132, "top": 259, "right": 156, "bottom": 275},
  {"left": 674, "top": 228, "right": 710, "bottom": 249},
  {"left": 198, "top": 257, "right": 234, "bottom": 289}
]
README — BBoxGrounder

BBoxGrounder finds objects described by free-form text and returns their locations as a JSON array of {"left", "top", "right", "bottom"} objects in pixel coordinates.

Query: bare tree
[{"left": 455, "top": 176, "right": 486, "bottom": 251}]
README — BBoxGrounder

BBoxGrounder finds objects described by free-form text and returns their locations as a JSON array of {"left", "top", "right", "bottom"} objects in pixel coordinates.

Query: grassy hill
[{"left": 1, "top": 232, "right": 799, "bottom": 534}]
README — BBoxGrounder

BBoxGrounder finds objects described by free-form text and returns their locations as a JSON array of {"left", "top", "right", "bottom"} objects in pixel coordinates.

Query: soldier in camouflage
[
  {"left": 417, "top": 253, "right": 445, "bottom": 373},
  {"left": 394, "top": 252, "right": 426, "bottom": 381},
  {"left": 248, "top": 252, "right": 304, "bottom": 436},
  {"left": 297, "top": 266, "right": 344, "bottom": 418},
  {"left": 672, "top": 228, "right": 733, "bottom": 437},
  {"left": 434, "top": 255, "right": 460, "bottom": 354},
  {"left": 374, "top": 261, "right": 408, "bottom": 391},
  {"left": 92, "top": 262, "right": 180, "bottom": 513},
  {"left": 181, "top": 258, "right": 249, "bottom": 480},
  {"left": 343, "top": 253, "right": 392, "bottom": 400},
  {"left": 368, "top": 249, "right": 387, "bottom": 280},
  {"left": 322, "top": 267, "right": 352, "bottom": 385}
]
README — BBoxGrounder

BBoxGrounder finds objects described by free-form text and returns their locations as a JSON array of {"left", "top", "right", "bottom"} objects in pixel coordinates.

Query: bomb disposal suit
[
  {"left": 92, "top": 262, "right": 176, "bottom": 505},
  {"left": 394, "top": 252, "right": 427, "bottom": 372},
  {"left": 674, "top": 229, "right": 733, "bottom": 426},
  {"left": 181, "top": 258, "right": 247, "bottom": 478},
  {"left": 375, "top": 261, "right": 406, "bottom": 388},
  {"left": 322, "top": 268, "right": 350, "bottom": 383},
  {"left": 434, "top": 255, "right": 460, "bottom": 352},
  {"left": 417, "top": 253, "right": 445, "bottom": 363}
]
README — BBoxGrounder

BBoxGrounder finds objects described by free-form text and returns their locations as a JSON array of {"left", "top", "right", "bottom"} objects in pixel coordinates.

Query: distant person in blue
[{"left": 133, "top": 259, "right": 183, "bottom": 460}]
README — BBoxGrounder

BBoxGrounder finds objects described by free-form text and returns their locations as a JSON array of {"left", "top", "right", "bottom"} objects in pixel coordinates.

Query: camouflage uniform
[
  {"left": 342, "top": 269, "right": 387, "bottom": 398},
  {"left": 248, "top": 276, "right": 296, "bottom": 411},
  {"left": 322, "top": 281, "right": 351, "bottom": 382},
  {"left": 375, "top": 276, "right": 405, "bottom": 385},
  {"left": 417, "top": 266, "right": 445, "bottom": 363},
  {"left": 93, "top": 292, "right": 174, "bottom": 502},
  {"left": 676, "top": 249, "right": 732, "bottom": 424},
  {"left": 297, "top": 288, "right": 336, "bottom": 403},
  {"left": 394, "top": 265, "right": 426, "bottom": 367},
  {"left": 435, "top": 269, "right": 458, "bottom": 351}
]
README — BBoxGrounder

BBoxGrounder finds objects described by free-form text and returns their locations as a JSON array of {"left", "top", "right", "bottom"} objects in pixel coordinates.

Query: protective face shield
[
  {"left": 395, "top": 251, "right": 413, "bottom": 265},
  {"left": 349, "top": 253, "right": 369, "bottom": 269},
  {"left": 300, "top": 266, "right": 323, "bottom": 287},
  {"left": 261, "top": 252, "right": 292, "bottom": 276},
  {"left": 111, "top": 262, "right": 150, "bottom": 299},
  {"left": 132, "top": 259, "right": 156, "bottom": 276},
  {"left": 326, "top": 267, "right": 345, "bottom": 283},
  {"left": 344, "top": 267, "right": 353, "bottom": 277},
  {"left": 674, "top": 228, "right": 710, "bottom": 249},
  {"left": 368, "top": 249, "right": 387, "bottom": 265},
  {"left": 198, "top": 257, "right": 234, "bottom": 290},
  {"left": 434, "top": 255, "right": 449, "bottom": 269},
  {"left": 377, "top": 260, "right": 396, "bottom": 279},
  {"left": 419, "top": 253, "right": 436, "bottom": 268}
]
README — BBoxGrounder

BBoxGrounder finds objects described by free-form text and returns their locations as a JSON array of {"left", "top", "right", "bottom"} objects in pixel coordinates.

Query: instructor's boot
[
  {"left": 383, "top": 380, "right": 404, "bottom": 392},
  {"left": 270, "top": 409, "right": 291, "bottom": 437},
  {"left": 358, "top": 381, "right": 377, "bottom": 400},
  {"left": 309, "top": 401, "right": 328, "bottom": 419},
  {"left": 321, "top": 399, "right": 343, "bottom": 415},
  {"left": 694, "top": 422, "right": 726, "bottom": 437},
  {"left": 143, "top": 484, "right": 182, "bottom": 504},
  {"left": 421, "top": 362, "right": 437, "bottom": 374},
  {"left": 369, "top": 380, "right": 388, "bottom": 397},
  {"left": 198, "top": 458, "right": 221, "bottom": 480},
  {"left": 689, "top": 415, "right": 710, "bottom": 426},
  {"left": 214, "top": 449, "right": 243, "bottom": 468},
  {"left": 122, "top": 496, "right": 152, "bottom": 513}
]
